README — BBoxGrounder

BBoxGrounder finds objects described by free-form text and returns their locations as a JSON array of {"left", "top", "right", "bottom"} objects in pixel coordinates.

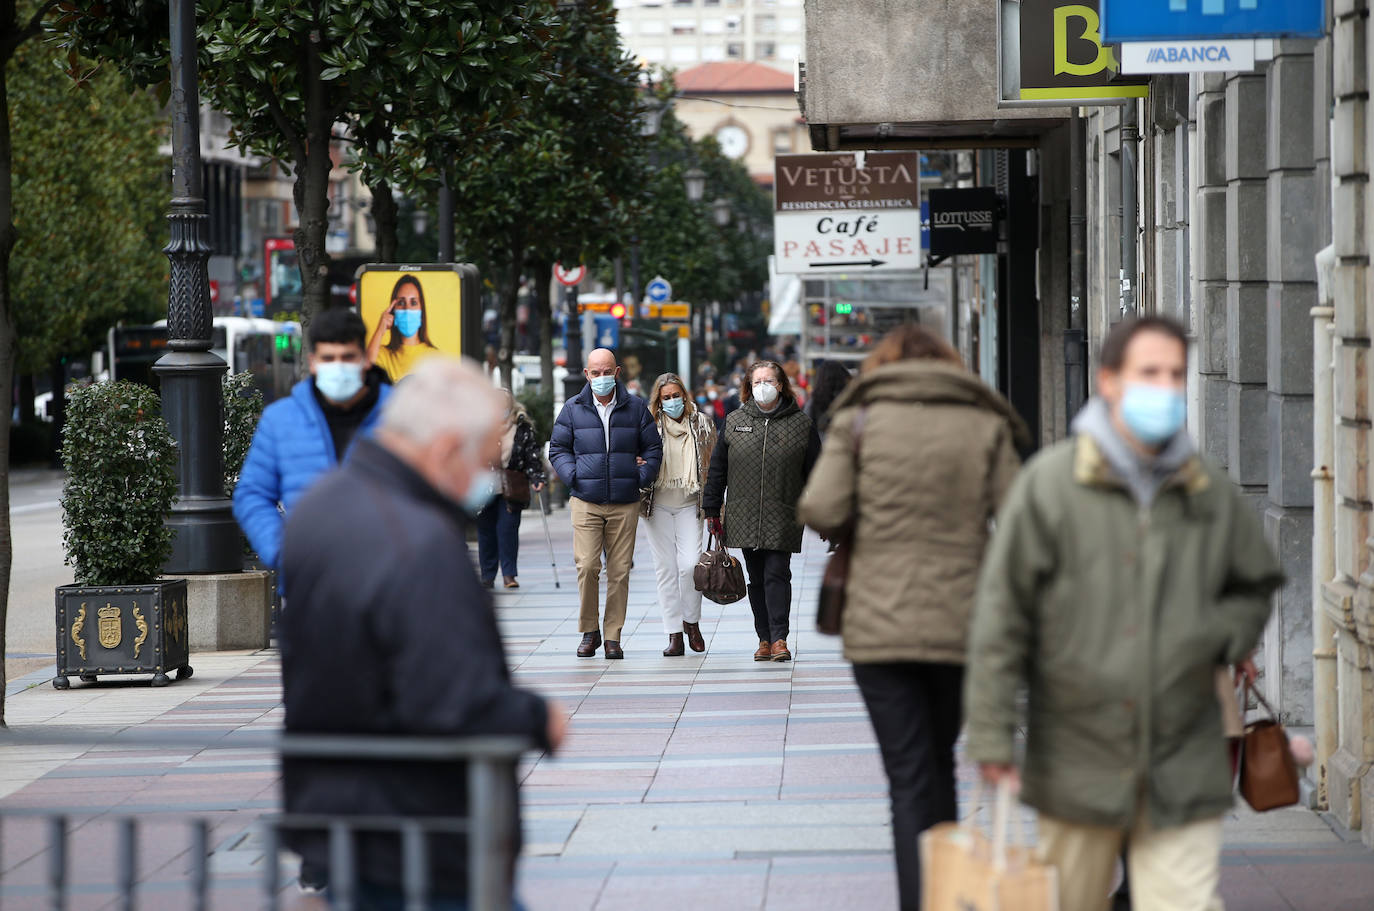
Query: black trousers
[
  {"left": 852, "top": 661, "right": 965, "bottom": 911},
  {"left": 741, "top": 548, "right": 793, "bottom": 642}
]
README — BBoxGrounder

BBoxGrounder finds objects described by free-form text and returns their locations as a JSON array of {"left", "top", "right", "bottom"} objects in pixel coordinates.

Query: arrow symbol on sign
[{"left": 809, "top": 260, "right": 887, "bottom": 269}]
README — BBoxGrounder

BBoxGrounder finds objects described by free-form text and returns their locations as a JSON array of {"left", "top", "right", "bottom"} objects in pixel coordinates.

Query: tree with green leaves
[
  {"left": 10, "top": 37, "right": 166, "bottom": 381},
  {"left": 0, "top": 0, "right": 62, "bottom": 728},
  {"left": 415, "top": 0, "right": 648, "bottom": 391},
  {"left": 60, "top": 0, "right": 555, "bottom": 322}
]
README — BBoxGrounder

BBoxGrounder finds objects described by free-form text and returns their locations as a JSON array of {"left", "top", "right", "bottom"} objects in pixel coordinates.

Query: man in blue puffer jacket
[
  {"left": 549, "top": 348, "right": 662, "bottom": 659},
  {"left": 233, "top": 308, "right": 393, "bottom": 570}
]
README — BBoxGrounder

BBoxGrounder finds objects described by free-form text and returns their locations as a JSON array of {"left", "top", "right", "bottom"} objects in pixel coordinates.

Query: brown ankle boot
[
  {"left": 753, "top": 640, "right": 772, "bottom": 661},
  {"left": 663, "top": 633, "right": 684, "bottom": 657},
  {"left": 682, "top": 622, "right": 705, "bottom": 653}
]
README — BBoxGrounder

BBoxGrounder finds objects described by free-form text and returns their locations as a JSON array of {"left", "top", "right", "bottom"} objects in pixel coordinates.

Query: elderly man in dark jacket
[
  {"left": 549, "top": 348, "right": 662, "bottom": 659},
  {"left": 280, "top": 356, "right": 565, "bottom": 908}
]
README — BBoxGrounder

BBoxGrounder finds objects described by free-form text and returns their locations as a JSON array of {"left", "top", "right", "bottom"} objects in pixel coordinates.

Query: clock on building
[{"left": 714, "top": 123, "right": 751, "bottom": 159}]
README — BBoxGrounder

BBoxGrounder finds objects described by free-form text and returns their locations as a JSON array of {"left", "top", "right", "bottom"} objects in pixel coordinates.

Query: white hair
[{"left": 380, "top": 356, "right": 503, "bottom": 448}]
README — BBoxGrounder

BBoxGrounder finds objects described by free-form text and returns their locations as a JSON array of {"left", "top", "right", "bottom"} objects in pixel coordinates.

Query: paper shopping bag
[{"left": 920, "top": 782, "right": 1058, "bottom": 911}]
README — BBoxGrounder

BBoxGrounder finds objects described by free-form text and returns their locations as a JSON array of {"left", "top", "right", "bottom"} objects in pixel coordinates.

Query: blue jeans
[
  {"left": 339, "top": 882, "right": 529, "bottom": 911},
  {"left": 476, "top": 496, "right": 522, "bottom": 581}
]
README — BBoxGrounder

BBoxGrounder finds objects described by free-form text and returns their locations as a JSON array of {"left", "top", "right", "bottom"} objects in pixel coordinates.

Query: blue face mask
[
  {"left": 589, "top": 375, "right": 617, "bottom": 397},
  {"left": 463, "top": 469, "right": 501, "bottom": 515},
  {"left": 1120, "top": 383, "right": 1186, "bottom": 446},
  {"left": 662, "top": 397, "right": 685, "bottom": 419},
  {"left": 696, "top": 395, "right": 708, "bottom": 405},
  {"left": 314, "top": 362, "right": 364, "bottom": 403},
  {"left": 394, "top": 309, "right": 423, "bottom": 339}
]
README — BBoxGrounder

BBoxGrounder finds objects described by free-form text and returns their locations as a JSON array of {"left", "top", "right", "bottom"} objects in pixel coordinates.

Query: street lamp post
[{"left": 153, "top": 0, "right": 240, "bottom": 573}]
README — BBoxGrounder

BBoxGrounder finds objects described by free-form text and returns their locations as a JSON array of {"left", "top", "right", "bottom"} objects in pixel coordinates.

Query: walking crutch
[{"left": 538, "top": 488, "right": 561, "bottom": 589}]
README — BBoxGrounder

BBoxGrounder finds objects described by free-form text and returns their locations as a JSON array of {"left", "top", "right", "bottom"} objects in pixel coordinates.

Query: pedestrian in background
[
  {"left": 966, "top": 316, "right": 1283, "bottom": 911},
  {"left": 476, "top": 390, "right": 546, "bottom": 590},
  {"left": 279, "top": 357, "right": 565, "bottom": 910},
  {"left": 549, "top": 348, "right": 662, "bottom": 660},
  {"left": 703, "top": 360, "right": 821, "bottom": 662},
  {"left": 234, "top": 308, "right": 392, "bottom": 571},
  {"left": 798, "top": 324, "right": 1026, "bottom": 911},
  {"left": 642, "top": 372, "right": 717, "bottom": 656},
  {"left": 804, "top": 359, "right": 855, "bottom": 438}
]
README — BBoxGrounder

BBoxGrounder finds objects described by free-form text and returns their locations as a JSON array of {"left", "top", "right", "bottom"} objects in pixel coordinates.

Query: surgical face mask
[
  {"left": 589, "top": 375, "right": 617, "bottom": 396},
  {"left": 662, "top": 396, "right": 685, "bottom": 419},
  {"left": 462, "top": 469, "right": 501, "bottom": 515},
  {"left": 696, "top": 395, "right": 708, "bottom": 405},
  {"left": 752, "top": 382, "right": 779, "bottom": 407},
  {"left": 394, "top": 309, "right": 423, "bottom": 339},
  {"left": 314, "top": 362, "right": 364, "bottom": 402},
  {"left": 1120, "top": 383, "right": 1186, "bottom": 447}
]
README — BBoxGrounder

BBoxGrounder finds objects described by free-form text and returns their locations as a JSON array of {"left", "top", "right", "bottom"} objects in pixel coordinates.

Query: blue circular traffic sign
[{"left": 646, "top": 276, "right": 672, "bottom": 303}]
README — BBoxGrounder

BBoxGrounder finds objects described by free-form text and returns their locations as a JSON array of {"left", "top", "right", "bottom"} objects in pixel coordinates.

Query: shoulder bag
[
  {"left": 694, "top": 532, "right": 747, "bottom": 604},
  {"left": 816, "top": 408, "right": 867, "bottom": 636},
  {"left": 1238, "top": 683, "right": 1301, "bottom": 812}
]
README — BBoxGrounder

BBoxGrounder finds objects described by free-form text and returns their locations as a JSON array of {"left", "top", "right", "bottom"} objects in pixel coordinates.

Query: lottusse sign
[{"left": 928, "top": 188, "right": 1000, "bottom": 258}]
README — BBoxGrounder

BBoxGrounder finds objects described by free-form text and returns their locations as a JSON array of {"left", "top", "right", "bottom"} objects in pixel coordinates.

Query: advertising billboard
[{"left": 356, "top": 263, "right": 482, "bottom": 382}]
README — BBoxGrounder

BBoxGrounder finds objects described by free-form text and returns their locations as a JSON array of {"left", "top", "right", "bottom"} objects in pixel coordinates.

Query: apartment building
[{"left": 614, "top": 0, "right": 804, "bottom": 73}]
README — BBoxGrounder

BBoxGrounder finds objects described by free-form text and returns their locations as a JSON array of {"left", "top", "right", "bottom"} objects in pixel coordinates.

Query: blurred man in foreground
[
  {"left": 965, "top": 316, "right": 1282, "bottom": 911},
  {"left": 280, "top": 356, "right": 564, "bottom": 909}
]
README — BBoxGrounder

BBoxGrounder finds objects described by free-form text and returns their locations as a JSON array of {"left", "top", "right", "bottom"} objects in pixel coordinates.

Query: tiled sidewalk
[{"left": 2, "top": 506, "right": 1371, "bottom": 910}]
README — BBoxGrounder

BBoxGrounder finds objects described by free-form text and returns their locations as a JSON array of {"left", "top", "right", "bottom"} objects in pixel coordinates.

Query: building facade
[
  {"left": 614, "top": 0, "right": 803, "bottom": 72},
  {"left": 802, "top": 0, "right": 1374, "bottom": 848},
  {"left": 673, "top": 62, "right": 807, "bottom": 185}
]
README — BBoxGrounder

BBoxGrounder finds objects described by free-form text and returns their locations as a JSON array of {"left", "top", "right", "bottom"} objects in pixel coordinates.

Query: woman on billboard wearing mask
[{"left": 367, "top": 274, "right": 439, "bottom": 382}]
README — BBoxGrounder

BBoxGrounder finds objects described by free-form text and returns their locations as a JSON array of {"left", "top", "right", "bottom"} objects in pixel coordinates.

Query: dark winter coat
[
  {"left": 279, "top": 439, "right": 549, "bottom": 896},
  {"left": 702, "top": 398, "right": 821, "bottom": 553},
  {"left": 233, "top": 377, "right": 392, "bottom": 569},
  {"left": 548, "top": 381, "right": 662, "bottom": 504}
]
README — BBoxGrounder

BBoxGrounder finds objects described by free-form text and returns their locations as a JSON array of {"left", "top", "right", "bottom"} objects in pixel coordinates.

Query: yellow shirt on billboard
[{"left": 375, "top": 343, "right": 441, "bottom": 383}]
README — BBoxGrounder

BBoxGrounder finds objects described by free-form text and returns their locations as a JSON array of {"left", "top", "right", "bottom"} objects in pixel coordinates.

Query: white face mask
[{"left": 752, "top": 382, "right": 779, "bottom": 406}]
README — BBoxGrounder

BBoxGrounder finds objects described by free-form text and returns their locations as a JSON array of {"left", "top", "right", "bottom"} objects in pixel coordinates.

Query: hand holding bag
[
  {"left": 693, "top": 533, "right": 747, "bottom": 605},
  {"left": 1239, "top": 684, "right": 1301, "bottom": 812},
  {"left": 816, "top": 408, "right": 867, "bottom": 635},
  {"left": 921, "top": 779, "right": 1059, "bottom": 911}
]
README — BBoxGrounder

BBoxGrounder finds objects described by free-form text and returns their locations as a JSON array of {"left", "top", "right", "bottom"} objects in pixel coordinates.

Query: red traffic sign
[
  {"left": 554, "top": 262, "right": 586, "bottom": 287},
  {"left": 209, "top": 280, "right": 220, "bottom": 304}
]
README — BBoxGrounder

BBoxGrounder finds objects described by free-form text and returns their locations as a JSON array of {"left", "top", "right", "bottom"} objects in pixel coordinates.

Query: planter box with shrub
[{"left": 54, "top": 381, "right": 189, "bottom": 688}]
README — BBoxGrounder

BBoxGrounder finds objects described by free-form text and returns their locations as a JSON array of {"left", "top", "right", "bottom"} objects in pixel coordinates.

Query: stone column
[
  {"left": 1327, "top": 0, "right": 1374, "bottom": 846},
  {"left": 1194, "top": 74, "right": 1230, "bottom": 466},
  {"left": 1263, "top": 45, "right": 1319, "bottom": 724},
  {"left": 1224, "top": 72, "right": 1270, "bottom": 499}
]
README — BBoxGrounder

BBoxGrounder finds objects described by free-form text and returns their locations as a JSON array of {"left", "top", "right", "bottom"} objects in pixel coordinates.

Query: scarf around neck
[{"left": 658, "top": 413, "right": 699, "bottom": 493}]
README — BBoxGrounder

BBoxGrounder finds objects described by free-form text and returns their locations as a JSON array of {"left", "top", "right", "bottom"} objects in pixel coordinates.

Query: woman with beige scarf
[{"left": 642, "top": 373, "right": 716, "bottom": 656}]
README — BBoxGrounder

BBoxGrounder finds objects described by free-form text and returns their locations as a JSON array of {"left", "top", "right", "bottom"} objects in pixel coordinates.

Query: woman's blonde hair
[{"left": 648, "top": 373, "right": 696, "bottom": 420}]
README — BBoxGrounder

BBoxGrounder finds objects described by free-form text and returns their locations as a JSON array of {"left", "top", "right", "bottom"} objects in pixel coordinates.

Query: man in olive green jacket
[{"left": 965, "top": 316, "right": 1283, "bottom": 911}]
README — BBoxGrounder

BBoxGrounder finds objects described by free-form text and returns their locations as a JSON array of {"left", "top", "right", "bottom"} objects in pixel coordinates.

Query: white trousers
[{"left": 644, "top": 502, "right": 705, "bottom": 634}]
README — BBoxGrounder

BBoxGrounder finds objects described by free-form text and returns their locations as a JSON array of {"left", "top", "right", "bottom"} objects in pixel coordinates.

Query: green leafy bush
[
  {"left": 60, "top": 381, "right": 177, "bottom": 586},
  {"left": 222, "top": 372, "right": 265, "bottom": 496},
  {"left": 518, "top": 388, "right": 555, "bottom": 446}
]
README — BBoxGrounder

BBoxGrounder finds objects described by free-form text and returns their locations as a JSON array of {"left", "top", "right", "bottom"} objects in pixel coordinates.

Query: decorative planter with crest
[{"left": 54, "top": 380, "right": 191, "bottom": 688}]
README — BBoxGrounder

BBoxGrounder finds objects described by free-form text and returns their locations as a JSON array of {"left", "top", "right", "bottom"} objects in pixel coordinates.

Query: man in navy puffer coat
[
  {"left": 233, "top": 309, "right": 392, "bottom": 570},
  {"left": 549, "top": 348, "right": 661, "bottom": 659}
]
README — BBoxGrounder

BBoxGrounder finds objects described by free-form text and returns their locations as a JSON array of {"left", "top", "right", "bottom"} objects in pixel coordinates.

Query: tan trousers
[
  {"left": 571, "top": 499, "right": 640, "bottom": 641},
  {"left": 1036, "top": 805, "right": 1225, "bottom": 911}
]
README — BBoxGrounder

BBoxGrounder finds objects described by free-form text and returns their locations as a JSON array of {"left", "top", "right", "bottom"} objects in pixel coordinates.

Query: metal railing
[{"left": 0, "top": 729, "right": 531, "bottom": 911}]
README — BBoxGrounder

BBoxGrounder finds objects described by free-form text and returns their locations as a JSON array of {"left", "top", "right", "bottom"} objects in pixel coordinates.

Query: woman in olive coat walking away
[
  {"left": 642, "top": 373, "right": 717, "bottom": 656},
  {"left": 797, "top": 325, "right": 1028, "bottom": 911},
  {"left": 703, "top": 360, "right": 822, "bottom": 662}
]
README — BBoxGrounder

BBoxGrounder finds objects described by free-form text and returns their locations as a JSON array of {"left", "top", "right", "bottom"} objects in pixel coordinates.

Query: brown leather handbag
[
  {"left": 816, "top": 408, "right": 867, "bottom": 635},
  {"left": 500, "top": 468, "right": 531, "bottom": 511},
  {"left": 1239, "top": 685, "right": 1301, "bottom": 812},
  {"left": 693, "top": 534, "right": 747, "bottom": 605}
]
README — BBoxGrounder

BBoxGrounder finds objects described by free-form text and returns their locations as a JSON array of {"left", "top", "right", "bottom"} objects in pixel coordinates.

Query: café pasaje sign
[
  {"left": 1016, "top": 0, "right": 1149, "bottom": 102},
  {"left": 773, "top": 152, "right": 923, "bottom": 274}
]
